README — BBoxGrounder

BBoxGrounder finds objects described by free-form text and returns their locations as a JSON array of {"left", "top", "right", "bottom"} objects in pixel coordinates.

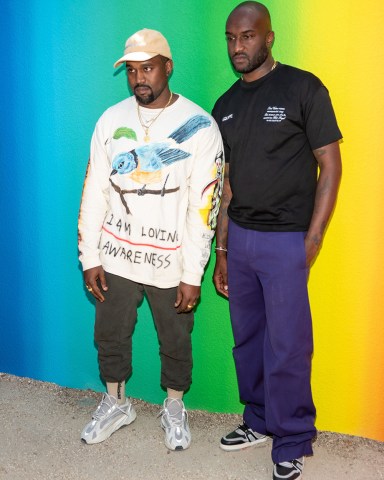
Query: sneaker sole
[
  {"left": 273, "top": 473, "right": 302, "bottom": 480},
  {"left": 164, "top": 438, "right": 191, "bottom": 451},
  {"left": 162, "top": 424, "right": 191, "bottom": 451},
  {"left": 82, "top": 407, "right": 137, "bottom": 445},
  {"left": 220, "top": 435, "right": 268, "bottom": 452}
]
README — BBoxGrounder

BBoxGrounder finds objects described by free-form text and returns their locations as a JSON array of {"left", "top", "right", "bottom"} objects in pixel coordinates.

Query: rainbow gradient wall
[{"left": 1, "top": 0, "right": 383, "bottom": 442}]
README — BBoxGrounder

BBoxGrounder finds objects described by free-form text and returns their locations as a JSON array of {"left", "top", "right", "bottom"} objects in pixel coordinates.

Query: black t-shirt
[{"left": 212, "top": 63, "right": 342, "bottom": 231}]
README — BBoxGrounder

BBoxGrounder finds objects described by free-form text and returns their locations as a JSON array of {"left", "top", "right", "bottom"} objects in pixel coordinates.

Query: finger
[
  {"left": 217, "top": 285, "right": 229, "bottom": 297},
  {"left": 213, "top": 275, "right": 229, "bottom": 297},
  {"left": 213, "top": 275, "right": 222, "bottom": 292},
  {"left": 176, "top": 297, "right": 190, "bottom": 314},
  {"left": 222, "top": 271, "right": 229, "bottom": 296},
  {"left": 176, "top": 303, "right": 186, "bottom": 314},
  {"left": 178, "top": 303, "right": 193, "bottom": 314},
  {"left": 174, "top": 288, "right": 182, "bottom": 308},
  {"left": 99, "top": 270, "right": 108, "bottom": 292},
  {"left": 213, "top": 278, "right": 224, "bottom": 292},
  {"left": 221, "top": 286, "right": 229, "bottom": 298},
  {"left": 182, "top": 298, "right": 198, "bottom": 313},
  {"left": 219, "top": 282, "right": 229, "bottom": 297},
  {"left": 88, "top": 282, "right": 105, "bottom": 302}
]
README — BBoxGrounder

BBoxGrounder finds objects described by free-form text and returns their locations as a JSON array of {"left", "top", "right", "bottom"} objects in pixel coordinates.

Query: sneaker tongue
[
  {"left": 96, "top": 394, "right": 116, "bottom": 416},
  {"left": 166, "top": 398, "right": 183, "bottom": 419}
]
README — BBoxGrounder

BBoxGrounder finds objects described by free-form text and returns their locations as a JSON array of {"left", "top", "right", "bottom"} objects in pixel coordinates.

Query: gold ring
[
  {"left": 187, "top": 304, "right": 193, "bottom": 309},
  {"left": 87, "top": 286, "right": 93, "bottom": 292}
]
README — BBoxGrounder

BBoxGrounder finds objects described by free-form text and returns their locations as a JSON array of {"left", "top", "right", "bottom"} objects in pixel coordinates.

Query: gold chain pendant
[{"left": 137, "top": 92, "right": 173, "bottom": 143}]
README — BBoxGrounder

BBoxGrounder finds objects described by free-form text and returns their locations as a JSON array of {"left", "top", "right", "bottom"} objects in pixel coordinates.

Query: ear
[
  {"left": 165, "top": 59, "right": 173, "bottom": 76},
  {"left": 266, "top": 30, "right": 275, "bottom": 47}
]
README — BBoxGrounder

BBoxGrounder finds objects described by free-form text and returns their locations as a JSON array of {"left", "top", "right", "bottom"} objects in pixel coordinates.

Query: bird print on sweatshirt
[
  {"left": 111, "top": 114, "right": 211, "bottom": 185},
  {"left": 108, "top": 114, "right": 216, "bottom": 219}
]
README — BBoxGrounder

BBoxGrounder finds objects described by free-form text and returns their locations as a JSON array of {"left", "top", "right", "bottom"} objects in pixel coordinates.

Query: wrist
[{"left": 306, "top": 232, "right": 322, "bottom": 247}]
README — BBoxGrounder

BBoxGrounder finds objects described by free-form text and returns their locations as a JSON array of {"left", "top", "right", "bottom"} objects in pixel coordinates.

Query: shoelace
[
  {"left": 237, "top": 423, "right": 261, "bottom": 441},
  {"left": 92, "top": 394, "right": 128, "bottom": 420},
  {"left": 158, "top": 400, "right": 187, "bottom": 428},
  {"left": 291, "top": 459, "right": 303, "bottom": 472},
  {"left": 237, "top": 423, "right": 248, "bottom": 432},
  {"left": 164, "top": 409, "right": 187, "bottom": 427},
  {"left": 277, "top": 458, "right": 304, "bottom": 471}
]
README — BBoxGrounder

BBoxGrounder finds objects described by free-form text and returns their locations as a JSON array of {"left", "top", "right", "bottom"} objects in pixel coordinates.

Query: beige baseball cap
[{"left": 114, "top": 28, "right": 172, "bottom": 67}]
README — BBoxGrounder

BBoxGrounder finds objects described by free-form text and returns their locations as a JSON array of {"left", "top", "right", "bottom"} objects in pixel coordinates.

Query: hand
[
  {"left": 213, "top": 253, "right": 229, "bottom": 298},
  {"left": 83, "top": 266, "right": 108, "bottom": 302},
  {"left": 304, "top": 234, "right": 321, "bottom": 267},
  {"left": 174, "top": 282, "right": 200, "bottom": 314}
]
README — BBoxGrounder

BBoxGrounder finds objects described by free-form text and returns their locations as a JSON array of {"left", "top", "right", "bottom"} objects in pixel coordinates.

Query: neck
[{"left": 241, "top": 57, "right": 276, "bottom": 83}]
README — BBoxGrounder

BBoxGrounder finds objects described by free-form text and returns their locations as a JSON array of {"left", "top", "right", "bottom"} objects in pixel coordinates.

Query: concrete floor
[{"left": 0, "top": 373, "right": 383, "bottom": 480}]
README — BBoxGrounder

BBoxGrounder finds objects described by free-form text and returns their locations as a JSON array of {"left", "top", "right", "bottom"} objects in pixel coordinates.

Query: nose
[
  {"left": 234, "top": 37, "right": 245, "bottom": 53},
  {"left": 136, "top": 69, "right": 146, "bottom": 84}
]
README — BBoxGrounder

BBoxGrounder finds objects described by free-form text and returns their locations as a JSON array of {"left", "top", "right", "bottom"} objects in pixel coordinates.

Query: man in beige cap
[{"left": 78, "top": 28, "right": 223, "bottom": 450}]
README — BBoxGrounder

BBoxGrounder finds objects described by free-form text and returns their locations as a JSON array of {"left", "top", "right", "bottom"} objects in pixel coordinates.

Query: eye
[
  {"left": 225, "top": 35, "right": 235, "bottom": 42},
  {"left": 143, "top": 66, "right": 152, "bottom": 72},
  {"left": 126, "top": 67, "right": 135, "bottom": 74}
]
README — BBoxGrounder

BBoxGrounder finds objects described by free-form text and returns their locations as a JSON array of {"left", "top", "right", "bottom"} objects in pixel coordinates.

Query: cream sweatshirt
[{"left": 78, "top": 95, "right": 224, "bottom": 288}]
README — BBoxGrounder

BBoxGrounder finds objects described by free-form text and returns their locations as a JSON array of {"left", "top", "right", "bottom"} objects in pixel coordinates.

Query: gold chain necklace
[{"left": 137, "top": 92, "right": 173, "bottom": 142}]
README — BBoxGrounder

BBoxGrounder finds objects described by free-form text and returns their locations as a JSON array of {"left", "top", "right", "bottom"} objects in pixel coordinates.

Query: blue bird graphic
[{"left": 111, "top": 114, "right": 211, "bottom": 185}]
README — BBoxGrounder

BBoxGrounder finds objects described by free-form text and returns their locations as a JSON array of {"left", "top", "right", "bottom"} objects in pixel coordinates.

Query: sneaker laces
[
  {"left": 236, "top": 422, "right": 265, "bottom": 442},
  {"left": 278, "top": 458, "right": 304, "bottom": 470},
  {"left": 158, "top": 398, "right": 187, "bottom": 427},
  {"left": 92, "top": 393, "right": 128, "bottom": 421},
  {"left": 237, "top": 423, "right": 249, "bottom": 433}
]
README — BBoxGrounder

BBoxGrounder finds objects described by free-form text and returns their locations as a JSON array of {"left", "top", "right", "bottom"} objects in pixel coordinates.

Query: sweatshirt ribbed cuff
[
  {"left": 180, "top": 271, "right": 202, "bottom": 287},
  {"left": 80, "top": 256, "right": 102, "bottom": 272}
]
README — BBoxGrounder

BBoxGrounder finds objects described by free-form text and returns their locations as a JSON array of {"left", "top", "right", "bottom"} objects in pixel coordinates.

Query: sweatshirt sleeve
[
  {"left": 181, "top": 119, "right": 224, "bottom": 286},
  {"left": 78, "top": 116, "right": 111, "bottom": 271}
]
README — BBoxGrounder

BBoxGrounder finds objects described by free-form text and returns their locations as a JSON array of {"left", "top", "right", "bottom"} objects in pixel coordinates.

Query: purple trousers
[{"left": 227, "top": 220, "right": 316, "bottom": 463}]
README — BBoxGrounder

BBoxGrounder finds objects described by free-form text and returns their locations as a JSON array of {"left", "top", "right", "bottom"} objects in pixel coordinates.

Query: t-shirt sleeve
[
  {"left": 212, "top": 100, "right": 231, "bottom": 163},
  {"left": 303, "top": 85, "right": 342, "bottom": 150}
]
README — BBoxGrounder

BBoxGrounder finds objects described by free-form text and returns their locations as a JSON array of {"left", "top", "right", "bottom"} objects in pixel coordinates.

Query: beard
[
  {"left": 231, "top": 45, "right": 269, "bottom": 74},
  {"left": 134, "top": 85, "right": 155, "bottom": 105}
]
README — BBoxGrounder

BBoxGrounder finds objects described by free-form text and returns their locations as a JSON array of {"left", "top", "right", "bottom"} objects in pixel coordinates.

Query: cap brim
[{"left": 113, "top": 51, "right": 159, "bottom": 68}]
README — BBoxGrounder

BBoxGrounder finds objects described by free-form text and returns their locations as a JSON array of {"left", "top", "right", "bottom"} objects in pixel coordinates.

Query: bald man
[{"left": 212, "top": 2, "right": 342, "bottom": 479}]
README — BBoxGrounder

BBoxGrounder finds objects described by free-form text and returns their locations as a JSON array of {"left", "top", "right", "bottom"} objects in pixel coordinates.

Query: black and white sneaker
[
  {"left": 273, "top": 457, "right": 304, "bottom": 479},
  {"left": 220, "top": 423, "right": 267, "bottom": 451}
]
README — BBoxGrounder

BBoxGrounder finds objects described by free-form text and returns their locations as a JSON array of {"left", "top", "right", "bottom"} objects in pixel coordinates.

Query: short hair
[{"left": 230, "top": 1, "right": 272, "bottom": 25}]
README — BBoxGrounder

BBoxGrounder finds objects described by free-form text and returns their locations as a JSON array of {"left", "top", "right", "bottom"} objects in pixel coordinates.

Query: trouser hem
[{"left": 272, "top": 438, "right": 315, "bottom": 463}]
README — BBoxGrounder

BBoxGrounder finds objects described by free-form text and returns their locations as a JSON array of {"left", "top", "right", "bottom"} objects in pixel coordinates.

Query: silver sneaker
[
  {"left": 81, "top": 393, "right": 136, "bottom": 444},
  {"left": 160, "top": 398, "right": 191, "bottom": 451}
]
